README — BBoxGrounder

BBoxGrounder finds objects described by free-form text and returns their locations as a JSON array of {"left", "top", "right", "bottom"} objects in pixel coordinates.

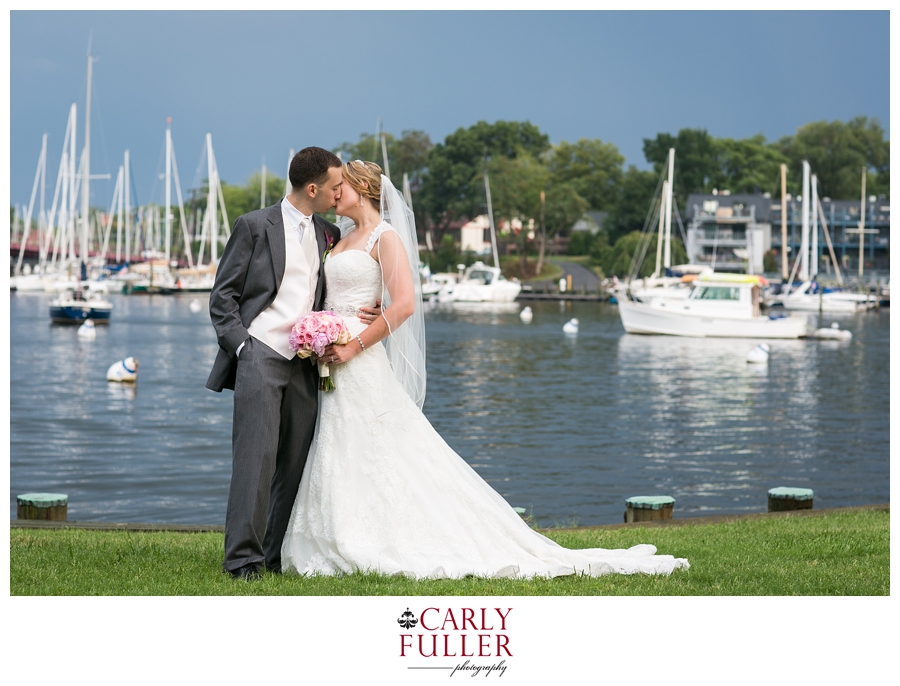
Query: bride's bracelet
[{"left": 356, "top": 335, "right": 365, "bottom": 351}]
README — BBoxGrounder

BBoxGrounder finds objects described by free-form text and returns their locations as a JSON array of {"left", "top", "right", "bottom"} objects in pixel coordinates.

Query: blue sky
[{"left": 8, "top": 10, "right": 890, "bottom": 209}]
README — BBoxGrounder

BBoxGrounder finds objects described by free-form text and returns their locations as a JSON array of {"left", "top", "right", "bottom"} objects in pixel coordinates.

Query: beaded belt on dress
[{"left": 325, "top": 303, "right": 360, "bottom": 318}]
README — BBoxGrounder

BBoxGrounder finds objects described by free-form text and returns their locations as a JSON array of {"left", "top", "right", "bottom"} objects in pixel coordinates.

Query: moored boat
[
  {"left": 49, "top": 282, "right": 112, "bottom": 324},
  {"left": 449, "top": 261, "right": 522, "bottom": 303},
  {"left": 618, "top": 273, "right": 808, "bottom": 339}
]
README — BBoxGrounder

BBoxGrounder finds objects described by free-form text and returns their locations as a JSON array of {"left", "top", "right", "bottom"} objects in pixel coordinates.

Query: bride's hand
[
  {"left": 320, "top": 342, "right": 357, "bottom": 366},
  {"left": 358, "top": 300, "right": 381, "bottom": 324}
]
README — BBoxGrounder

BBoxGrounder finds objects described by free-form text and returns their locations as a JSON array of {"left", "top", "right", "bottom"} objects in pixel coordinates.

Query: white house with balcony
[{"left": 685, "top": 193, "right": 772, "bottom": 274}]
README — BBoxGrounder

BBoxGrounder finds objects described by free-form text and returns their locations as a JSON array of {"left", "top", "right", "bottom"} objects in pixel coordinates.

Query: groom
[{"left": 207, "top": 147, "right": 353, "bottom": 579}]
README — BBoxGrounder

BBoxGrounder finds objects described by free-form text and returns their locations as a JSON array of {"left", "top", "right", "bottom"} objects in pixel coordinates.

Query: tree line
[{"left": 217, "top": 116, "right": 889, "bottom": 278}]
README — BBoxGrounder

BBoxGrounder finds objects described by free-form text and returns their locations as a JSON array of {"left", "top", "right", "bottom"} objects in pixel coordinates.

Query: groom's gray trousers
[{"left": 225, "top": 336, "right": 319, "bottom": 573}]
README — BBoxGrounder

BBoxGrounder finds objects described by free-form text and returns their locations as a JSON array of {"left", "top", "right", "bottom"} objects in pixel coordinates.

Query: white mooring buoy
[
  {"left": 107, "top": 357, "right": 139, "bottom": 383},
  {"left": 812, "top": 322, "right": 852, "bottom": 340},
  {"left": 746, "top": 343, "right": 771, "bottom": 363},
  {"left": 189, "top": 299, "right": 202, "bottom": 313},
  {"left": 519, "top": 306, "right": 533, "bottom": 322},
  {"left": 77, "top": 319, "right": 96, "bottom": 339},
  {"left": 563, "top": 318, "right": 579, "bottom": 335}
]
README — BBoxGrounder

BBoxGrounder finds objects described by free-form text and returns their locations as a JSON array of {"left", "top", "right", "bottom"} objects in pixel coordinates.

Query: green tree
[
  {"left": 643, "top": 128, "right": 716, "bottom": 207},
  {"left": 604, "top": 166, "right": 661, "bottom": 245},
  {"left": 335, "top": 129, "right": 432, "bottom": 189},
  {"left": 642, "top": 128, "right": 790, "bottom": 203},
  {"left": 486, "top": 154, "right": 550, "bottom": 276},
  {"left": 219, "top": 170, "right": 287, "bottom": 229},
  {"left": 220, "top": 181, "right": 255, "bottom": 225},
  {"left": 712, "top": 135, "right": 787, "bottom": 195},
  {"left": 592, "top": 230, "right": 687, "bottom": 279},
  {"left": 545, "top": 138, "right": 624, "bottom": 211},
  {"left": 543, "top": 183, "right": 589, "bottom": 272},
  {"left": 775, "top": 117, "right": 890, "bottom": 199},
  {"left": 418, "top": 120, "right": 551, "bottom": 231}
]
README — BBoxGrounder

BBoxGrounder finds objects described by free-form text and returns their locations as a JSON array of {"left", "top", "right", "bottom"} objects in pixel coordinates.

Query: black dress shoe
[{"left": 228, "top": 563, "right": 262, "bottom": 580}]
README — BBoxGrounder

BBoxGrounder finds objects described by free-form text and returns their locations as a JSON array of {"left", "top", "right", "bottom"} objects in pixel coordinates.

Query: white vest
[{"left": 248, "top": 214, "right": 319, "bottom": 359}]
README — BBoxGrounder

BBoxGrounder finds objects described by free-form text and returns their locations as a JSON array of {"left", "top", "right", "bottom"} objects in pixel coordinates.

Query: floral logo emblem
[{"left": 397, "top": 608, "right": 418, "bottom": 630}]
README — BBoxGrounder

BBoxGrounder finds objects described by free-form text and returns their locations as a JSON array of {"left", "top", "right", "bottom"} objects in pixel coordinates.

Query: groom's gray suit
[{"left": 207, "top": 203, "right": 340, "bottom": 574}]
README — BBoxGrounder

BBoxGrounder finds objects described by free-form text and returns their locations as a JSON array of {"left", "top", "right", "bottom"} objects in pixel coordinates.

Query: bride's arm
[{"left": 324, "top": 230, "right": 415, "bottom": 364}]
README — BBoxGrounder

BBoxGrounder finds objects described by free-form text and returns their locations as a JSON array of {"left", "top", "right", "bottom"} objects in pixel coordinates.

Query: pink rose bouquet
[{"left": 289, "top": 310, "right": 351, "bottom": 391}]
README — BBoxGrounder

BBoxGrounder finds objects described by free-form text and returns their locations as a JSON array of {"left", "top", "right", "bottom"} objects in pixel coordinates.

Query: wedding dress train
[{"left": 281, "top": 229, "right": 689, "bottom": 579}]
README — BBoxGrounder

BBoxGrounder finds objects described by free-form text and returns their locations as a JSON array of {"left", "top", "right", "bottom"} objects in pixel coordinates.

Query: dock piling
[
  {"left": 17, "top": 493, "right": 69, "bottom": 521},
  {"left": 624, "top": 496, "right": 675, "bottom": 523}
]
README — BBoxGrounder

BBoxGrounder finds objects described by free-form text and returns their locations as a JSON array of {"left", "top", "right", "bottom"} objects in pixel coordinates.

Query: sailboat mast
[
  {"left": 663, "top": 148, "right": 674, "bottom": 269},
  {"left": 116, "top": 164, "right": 124, "bottom": 263},
  {"left": 858, "top": 166, "right": 866, "bottom": 286},
  {"left": 81, "top": 45, "right": 93, "bottom": 274},
  {"left": 380, "top": 129, "right": 391, "bottom": 180},
  {"left": 39, "top": 133, "right": 47, "bottom": 270},
  {"left": 780, "top": 163, "right": 788, "bottom": 281},
  {"left": 811, "top": 175, "right": 819, "bottom": 278},
  {"left": 207, "top": 133, "right": 219, "bottom": 264},
  {"left": 165, "top": 118, "right": 172, "bottom": 263},
  {"left": 654, "top": 181, "right": 667, "bottom": 278},
  {"left": 483, "top": 165, "right": 500, "bottom": 270},
  {"left": 800, "top": 161, "right": 810, "bottom": 281},
  {"left": 124, "top": 149, "right": 131, "bottom": 263},
  {"left": 402, "top": 172, "right": 413, "bottom": 211},
  {"left": 69, "top": 103, "right": 77, "bottom": 267},
  {"left": 285, "top": 148, "right": 294, "bottom": 196}
]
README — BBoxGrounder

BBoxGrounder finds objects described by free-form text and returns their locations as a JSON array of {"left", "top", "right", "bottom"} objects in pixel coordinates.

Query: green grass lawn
[
  {"left": 10, "top": 509, "right": 888, "bottom": 596},
  {"left": 498, "top": 256, "right": 563, "bottom": 282}
]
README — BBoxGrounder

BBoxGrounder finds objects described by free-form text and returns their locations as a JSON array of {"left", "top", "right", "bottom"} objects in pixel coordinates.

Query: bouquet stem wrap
[{"left": 318, "top": 362, "right": 334, "bottom": 391}]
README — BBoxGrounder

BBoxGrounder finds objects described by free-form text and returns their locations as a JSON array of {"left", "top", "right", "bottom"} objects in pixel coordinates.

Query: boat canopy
[{"left": 696, "top": 273, "right": 768, "bottom": 286}]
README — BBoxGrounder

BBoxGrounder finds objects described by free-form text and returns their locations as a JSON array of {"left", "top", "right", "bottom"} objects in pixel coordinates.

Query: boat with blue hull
[{"left": 49, "top": 283, "right": 112, "bottom": 324}]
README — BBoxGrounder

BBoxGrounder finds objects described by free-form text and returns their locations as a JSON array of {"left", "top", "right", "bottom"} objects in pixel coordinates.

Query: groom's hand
[{"left": 358, "top": 300, "right": 382, "bottom": 324}]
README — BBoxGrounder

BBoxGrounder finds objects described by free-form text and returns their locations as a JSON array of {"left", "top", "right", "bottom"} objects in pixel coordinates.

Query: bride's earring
[{"left": 360, "top": 197, "right": 364, "bottom": 207}]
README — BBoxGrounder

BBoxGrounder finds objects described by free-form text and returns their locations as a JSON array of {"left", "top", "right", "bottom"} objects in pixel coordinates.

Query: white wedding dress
[{"left": 281, "top": 226, "right": 689, "bottom": 579}]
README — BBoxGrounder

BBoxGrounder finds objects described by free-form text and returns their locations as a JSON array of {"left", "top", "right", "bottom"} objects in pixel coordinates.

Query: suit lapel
[{"left": 266, "top": 204, "right": 286, "bottom": 290}]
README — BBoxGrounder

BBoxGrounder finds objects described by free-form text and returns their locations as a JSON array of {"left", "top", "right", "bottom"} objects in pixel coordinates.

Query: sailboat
[
  {"left": 48, "top": 41, "right": 114, "bottom": 324},
  {"left": 772, "top": 162, "right": 876, "bottom": 312},
  {"left": 612, "top": 148, "right": 709, "bottom": 307},
  {"left": 447, "top": 165, "right": 521, "bottom": 303},
  {"left": 127, "top": 119, "right": 197, "bottom": 294}
]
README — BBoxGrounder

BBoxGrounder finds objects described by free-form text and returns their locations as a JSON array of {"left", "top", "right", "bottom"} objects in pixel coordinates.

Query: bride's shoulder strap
[{"left": 365, "top": 221, "right": 397, "bottom": 254}]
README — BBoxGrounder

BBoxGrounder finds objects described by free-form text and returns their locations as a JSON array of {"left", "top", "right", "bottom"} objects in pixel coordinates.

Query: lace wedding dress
[{"left": 281, "top": 225, "right": 689, "bottom": 579}]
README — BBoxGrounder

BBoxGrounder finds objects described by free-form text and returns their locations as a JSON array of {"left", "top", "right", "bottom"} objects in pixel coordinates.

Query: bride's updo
[{"left": 342, "top": 160, "right": 382, "bottom": 206}]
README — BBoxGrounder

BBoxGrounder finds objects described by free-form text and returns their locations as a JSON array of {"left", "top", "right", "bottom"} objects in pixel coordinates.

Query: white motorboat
[
  {"left": 440, "top": 166, "right": 521, "bottom": 304},
  {"left": 448, "top": 261, "right": 522, "bottom": 303},
  {"left": 49, "top": 281, "right": 113, "bottom": 324},
  {"left": 773, "top": 281, "right": 876, "bottom": 313},
  {"left": 618, "top": 273, "right": 808, "bottom": 339},
  {"left": 421, "top": 272, "right": 458, "bottom": 301},
  {"left": 616, "top": 266, "right": 712, "bottom": 305}
]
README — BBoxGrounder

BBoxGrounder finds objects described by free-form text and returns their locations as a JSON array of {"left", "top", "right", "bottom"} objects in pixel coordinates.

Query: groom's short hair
[{"left": 290, "top": 147, "right": 342, "bottom": 190}]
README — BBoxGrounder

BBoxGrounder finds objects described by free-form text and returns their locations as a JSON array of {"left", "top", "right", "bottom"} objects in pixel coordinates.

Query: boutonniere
[{"left": 323, "top": 234, "right": 336, "bottom": 262}]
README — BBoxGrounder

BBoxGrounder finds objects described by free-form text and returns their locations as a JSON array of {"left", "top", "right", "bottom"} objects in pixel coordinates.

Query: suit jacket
[{"left": 206, "top": 203, "right": 341, "bottom": 392}]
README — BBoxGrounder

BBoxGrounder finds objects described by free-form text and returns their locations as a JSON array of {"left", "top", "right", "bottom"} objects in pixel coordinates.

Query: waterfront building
[
  {"left": 685, "top": 192, "right": 890, "bottom": 277},
  {"left": 685, "top": 193, "right": 772, "bottom": 274}
]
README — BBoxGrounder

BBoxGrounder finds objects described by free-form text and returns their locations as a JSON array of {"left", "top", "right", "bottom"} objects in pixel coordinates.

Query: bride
[{"left": 281, "top": 160, "right": 689, "bottom": 579}]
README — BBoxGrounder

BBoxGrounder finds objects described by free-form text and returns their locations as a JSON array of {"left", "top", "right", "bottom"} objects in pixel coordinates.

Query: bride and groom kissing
[{"left": 207, "top": 146, "right": 688, "bottom": 581}]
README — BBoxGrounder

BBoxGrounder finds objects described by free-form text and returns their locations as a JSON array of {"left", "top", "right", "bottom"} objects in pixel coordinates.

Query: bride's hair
[{"left": 342, "top": 160, "right": 383, "bottom": 206}]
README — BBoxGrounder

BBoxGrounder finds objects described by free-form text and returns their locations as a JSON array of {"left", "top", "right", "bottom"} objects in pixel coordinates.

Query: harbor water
[{"left": 9, "top": 292, "right": 890, "bottom": 526}]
